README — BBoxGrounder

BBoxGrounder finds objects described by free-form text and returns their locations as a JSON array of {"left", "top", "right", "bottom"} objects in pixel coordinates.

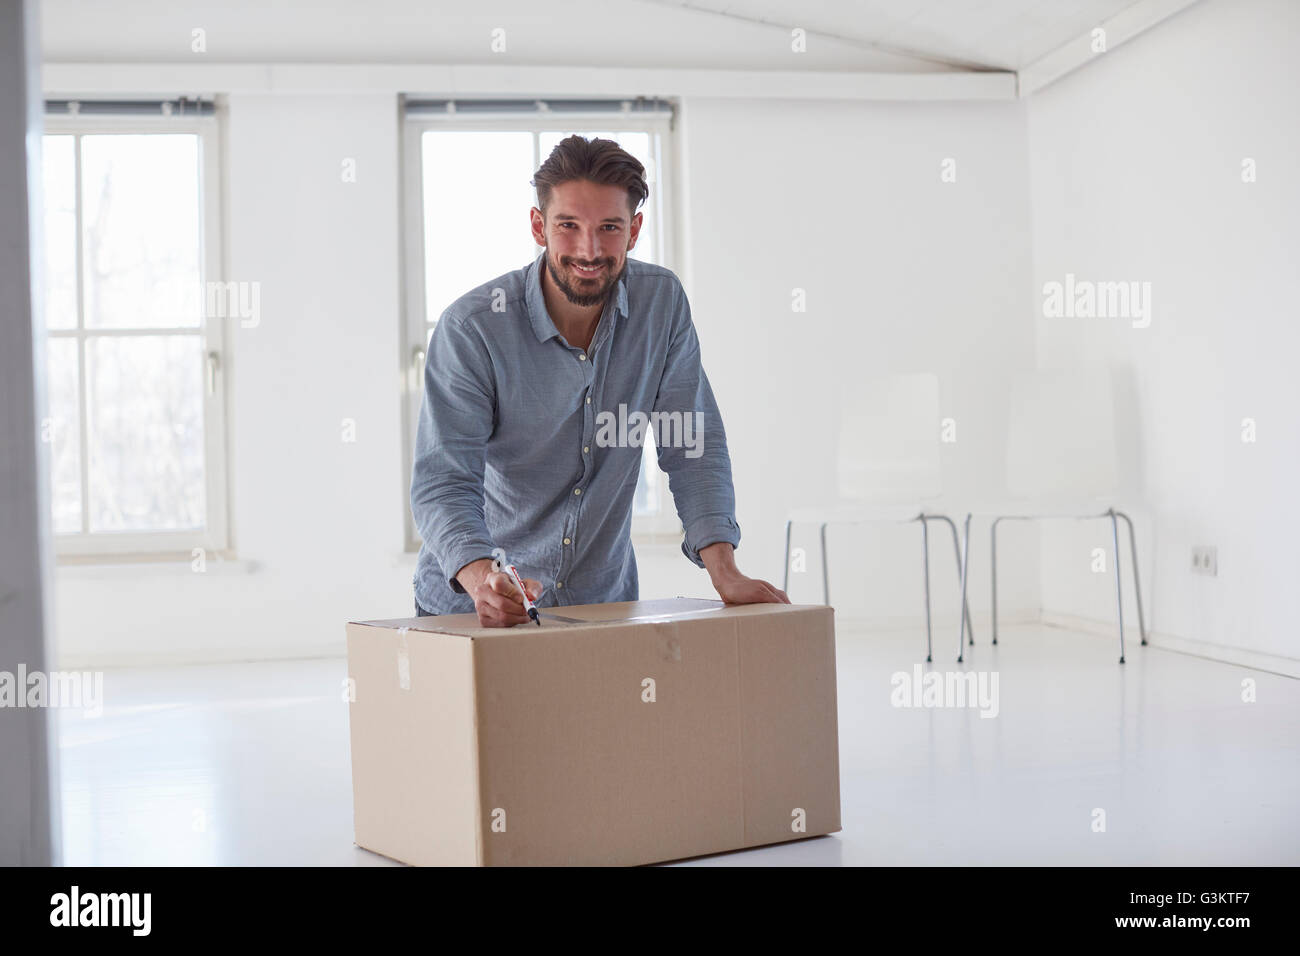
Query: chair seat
[
  {"left": 786, "top": 503, "right": 927, "bottom": 524},
  {"left": 963, "top": 497, "right": 1121, "bottom": 520}
]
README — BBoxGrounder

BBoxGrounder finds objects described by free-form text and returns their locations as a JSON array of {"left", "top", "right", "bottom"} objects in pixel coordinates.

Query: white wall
[
  {"left": 1027, "top": 0, "right": 1300, "bottom": 660},
  {"left": 677, "top": 96, "right": 1039, "bottom": 631},
  {"left": 53, "top": 88, "right": 1041, "bottom": 667}
]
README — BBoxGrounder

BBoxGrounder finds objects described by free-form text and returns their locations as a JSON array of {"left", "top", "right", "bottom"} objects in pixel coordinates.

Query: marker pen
[{"left": 504, "top": 564, "right": 540, "bottom": 626}]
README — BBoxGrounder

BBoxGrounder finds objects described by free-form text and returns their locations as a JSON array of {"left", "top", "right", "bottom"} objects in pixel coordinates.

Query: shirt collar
[{"left": 525, "top": 249, "right": 630, "bottom": 345}]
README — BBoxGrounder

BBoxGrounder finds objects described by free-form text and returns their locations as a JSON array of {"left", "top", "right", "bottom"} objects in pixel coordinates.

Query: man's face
[{"left": 531, "top": 179, "right": 642, "bottom": 307}]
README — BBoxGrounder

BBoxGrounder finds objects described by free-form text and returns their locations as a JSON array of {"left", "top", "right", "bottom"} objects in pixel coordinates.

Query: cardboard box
[{"left": 345, "top": 597, "right": 840, "bottom": 866}]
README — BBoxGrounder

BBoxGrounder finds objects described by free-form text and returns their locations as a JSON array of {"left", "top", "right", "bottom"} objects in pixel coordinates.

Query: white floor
[{"left": 56, "top": 622, "right": 1300, "bottom": 866}]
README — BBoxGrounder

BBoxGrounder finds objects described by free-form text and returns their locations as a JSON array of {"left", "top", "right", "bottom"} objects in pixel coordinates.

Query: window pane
[
  {"left": 86, "top": 335, "right": 206, "bottom": 532},
  {"left": 538, "top": 131, "right": 657, "bottom": 265},
  {"left": 43, "top": 135, "right": 78, "bottom": 330},
  {"left": 421, "top": 131, "right": 536, "bottom": 324},
  {"left": 632, "top": 435, "right": 660, "bottom": 516},
  {"left": 47, "top": 338, "right": 82, "bottom": 533},
  {"left": 81, "top": 134, "right": 202, "bottom": 329}
]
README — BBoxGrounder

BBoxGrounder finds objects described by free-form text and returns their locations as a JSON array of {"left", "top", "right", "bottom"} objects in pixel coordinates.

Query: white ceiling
[
  {"left": 40, "top": 0, "right": 1183, "bottom": 75},
  {"left": 649, "top": 0, "right": 1152, "bottom": 71}
]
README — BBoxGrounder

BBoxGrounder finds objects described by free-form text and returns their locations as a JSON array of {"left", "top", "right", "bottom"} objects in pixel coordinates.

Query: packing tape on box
[
  {"left": 396, "top": 627, "right": 411, "bottom": 691},
  {"left": 618, "top": 608, "right": 726, "bottom": 624},
  {"left": 538, "top": 601, "right": 727, "bottom": 627},
  {"left": 378, "top": 600, "right": 730, "bottom": 636}
]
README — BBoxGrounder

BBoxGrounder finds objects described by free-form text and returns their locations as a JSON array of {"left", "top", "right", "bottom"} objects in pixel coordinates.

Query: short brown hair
[{"left": 531, "top": 135, "right": 648, "bottom": 218}]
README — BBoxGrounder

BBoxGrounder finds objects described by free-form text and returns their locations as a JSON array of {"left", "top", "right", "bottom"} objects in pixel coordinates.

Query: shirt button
[
  {"left": 574, "top": 488, "right": 582, "bottom": 495},
  {"left": 579, "top": 353, "right": 587, "bottom": 361},
  {"left": 585, "top": 396, "right": 591, "bottom": 404},
  {"left": 556, "top": 581, "right": 563, "bottom": 588},
  {"left": 583, "top": 446, "right": 589, "bottom": 453},
  {"left": 563, "top": 537, "right": 571, "bottom": 545}
]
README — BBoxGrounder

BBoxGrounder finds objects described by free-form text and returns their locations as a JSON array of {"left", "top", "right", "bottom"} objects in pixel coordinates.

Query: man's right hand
[{"left": 456, "top": 558, "right": 542, "bottom": 627}]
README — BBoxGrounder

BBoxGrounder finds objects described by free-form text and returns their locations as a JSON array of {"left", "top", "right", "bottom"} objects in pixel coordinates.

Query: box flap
[{"left": 351, "top": 598, "right": 819, "bottom": 638}]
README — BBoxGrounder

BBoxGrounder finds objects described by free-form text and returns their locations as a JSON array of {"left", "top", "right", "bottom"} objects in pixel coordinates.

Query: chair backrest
[
  {"left": 835, "top": 373, "right": 942, "bottom": 502},
  {"left": 1005, "top": 365, "right": 1118, "bottom": 501}
]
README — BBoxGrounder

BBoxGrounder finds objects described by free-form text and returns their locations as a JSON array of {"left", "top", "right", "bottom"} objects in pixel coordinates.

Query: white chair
[
  {"left": 782, "top": 373, "right": 972, "bottom": 662},
  {"left": 959, "top": 365, "right": 1147, "bottom": 665}
]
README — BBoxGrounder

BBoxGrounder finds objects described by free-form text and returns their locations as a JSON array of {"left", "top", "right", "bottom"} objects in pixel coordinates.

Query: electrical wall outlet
[{"left": 1191, "top": 546, "right": 1218, "bottom": 576}]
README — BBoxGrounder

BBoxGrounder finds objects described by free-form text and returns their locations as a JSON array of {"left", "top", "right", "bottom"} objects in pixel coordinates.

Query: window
[
  {"left": 400, "top": 99, "right": 682, "bottom": 552},
  {"left": 42, "top": 103, "right": 228, "bottom": 559}
]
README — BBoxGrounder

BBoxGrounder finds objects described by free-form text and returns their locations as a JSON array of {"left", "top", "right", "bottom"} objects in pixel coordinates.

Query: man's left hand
[
  {"left": 711, "top": 569, "right": 791, "bottom": 606},
  {"left": 698, "top": 541, "right": 791, "bottom": 605}
]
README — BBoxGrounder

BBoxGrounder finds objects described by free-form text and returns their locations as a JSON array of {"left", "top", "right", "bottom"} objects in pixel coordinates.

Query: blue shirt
[{"left": 411, "top": 250, "right": 742, "bottom": 614}]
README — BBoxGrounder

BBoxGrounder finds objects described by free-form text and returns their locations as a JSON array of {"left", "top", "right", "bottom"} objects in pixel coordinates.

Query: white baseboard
[
  {"left": 1041, "top": 610, "right": 1300, "bottom": 678},
  {"left": 832, "top": 607, "right": 1040, "bottom": 632},
  {"left": 58, "top": 645, "right": 346, "bottom": 671}
]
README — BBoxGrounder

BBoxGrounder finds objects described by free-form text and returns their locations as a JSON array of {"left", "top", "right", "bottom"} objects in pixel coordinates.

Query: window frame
[
  {"left": 399, "top": 107, "right": 684, "bottom": 554},
  {"left": 43, "top": 111, "right": 230, "bottom": 561}
]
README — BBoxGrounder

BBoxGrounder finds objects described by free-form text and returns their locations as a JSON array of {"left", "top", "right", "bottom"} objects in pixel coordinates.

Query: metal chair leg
[
  {"left": 957, "top": 512, "right": 971, "bottom": 663},
  {"left": 990, "top": 516, "right": 1001, "bottom": 645},
  {"left": 920, "top": 517, "right": 933, "bottom": 663},
  {"left": 1109, "top": 508, "right": 1126, "bottom": 664},
  {"left": 1115, "top": 510, "right": 1147, "bottom": 645},
  {"left": 932, "top": 514, "right": 974, "bottom": 645},
  {"left": 819, "top": 522, "right": 829, "bottom": 606},
  {"left": 782, "top": 518, "right": 792, "bottom": 595}
]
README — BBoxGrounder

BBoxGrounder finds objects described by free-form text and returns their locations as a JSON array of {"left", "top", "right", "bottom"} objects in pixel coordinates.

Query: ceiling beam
[
  {"left": 636, "top": 0, "right": 1006, "bottom": 72},
  {"left": 43, "top": 61, "right": 1019, "bottom": 101},
  {"left": 1018, "top": 0, "right": 1204, "bottom": 97}
]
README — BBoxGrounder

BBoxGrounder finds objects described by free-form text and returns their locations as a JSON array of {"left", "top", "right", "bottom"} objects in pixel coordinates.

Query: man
[{"left": 411, "top": 135, "right": 789, "bottom": 626}]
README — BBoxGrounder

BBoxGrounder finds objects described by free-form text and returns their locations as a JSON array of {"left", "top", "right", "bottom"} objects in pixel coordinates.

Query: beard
[{"left": 545, "top": 249, "right": 626, "bottom": 307}]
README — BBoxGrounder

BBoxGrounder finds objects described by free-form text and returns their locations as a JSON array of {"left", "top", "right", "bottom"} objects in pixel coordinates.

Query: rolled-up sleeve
[
  {"left": 410, "top": 313, "right": 499, "bottom": 593},
  {"left": 653, "top": 285, "right": 742, "bottom": 568}
]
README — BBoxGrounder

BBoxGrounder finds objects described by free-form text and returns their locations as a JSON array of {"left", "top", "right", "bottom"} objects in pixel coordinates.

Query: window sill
[{"left": 56, "top": 552, "right": 260, "bottom": 575}]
